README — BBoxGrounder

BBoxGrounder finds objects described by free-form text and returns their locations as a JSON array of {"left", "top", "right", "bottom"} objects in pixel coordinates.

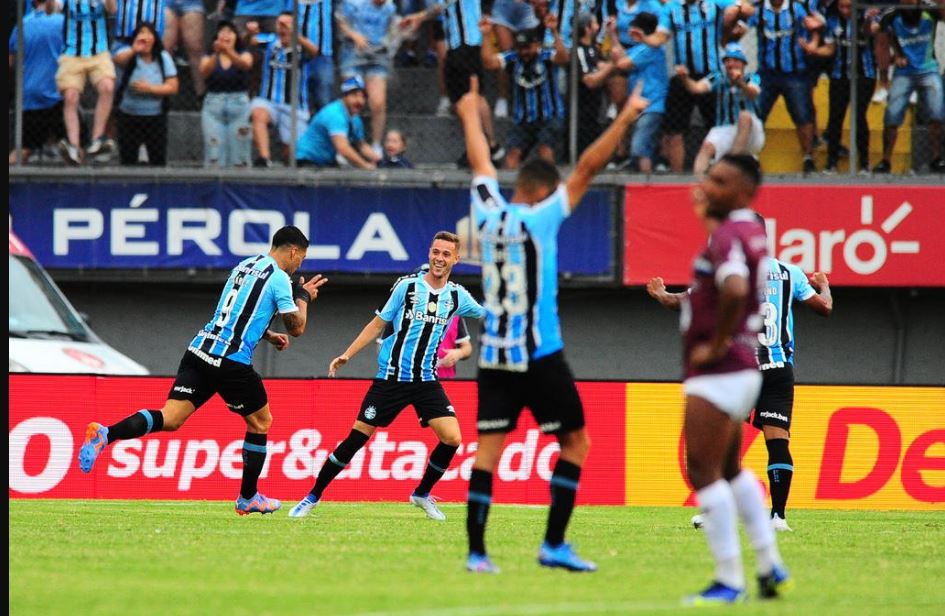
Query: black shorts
[
  {"left": 477, "top": 351, "right": 585, "bottom": 435},
  {"left": 168, "top": 349, "right": 268, "bottom": 416},
  {"left": 445, "top": 45, "right": 484, "bottom": 103},
  {"left": 664, "top": 75, "right": 716, "bottom": 134},
  {"left": 357, "top": 380, "right": 457, "bottom": 428},
  {"left": 750, "top": 364, "right": 795, "bottom": 431},
  {"left": 22, "top": 102, "right": 65, "bottom": 150}
]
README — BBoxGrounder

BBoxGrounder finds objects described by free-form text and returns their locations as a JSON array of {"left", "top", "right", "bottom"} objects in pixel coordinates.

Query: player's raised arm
[
  {"left": 565, "top": 82, "right": 649, "bottom": 210},
  {"left": 804, "top": 272, "right": 833, "bottom": 317},
  {"left": 455, "top": 76, "right": 497, "bottom": 179},
  {"left": 646, "top": 277, "right": 689, "bottom": 311}
]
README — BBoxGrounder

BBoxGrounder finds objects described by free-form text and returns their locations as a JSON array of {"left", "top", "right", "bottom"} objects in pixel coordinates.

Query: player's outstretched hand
[
  {"left": 456, "top": 76, "right": 480, "bottom": 118},
  {"left": 267, "top": 332, "right": 290, "bottom": 351},
  {"left": 300, "top": 274, "right": 329, "bottom": 301},
  {"left": 810, "top": 271, "right": 829, "bottom": 290},
  {"left": 328, "top": 354, "right": 349, "bottom": 377},
  {"left": 646, "top": 277, "right": 667, "bottom": 300}
]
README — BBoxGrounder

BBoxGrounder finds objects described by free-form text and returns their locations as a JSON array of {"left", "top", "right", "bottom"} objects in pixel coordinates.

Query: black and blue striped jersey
[
  {"left": 757, "top": 257, "right": 816, "bottom": 366},
  {"left": 749, "top": 0, "right": 816, "bottom": 74},
  {"left": 256, "top": 33, "right": 312, "bottom": 109},
  {"left": 658, "top": 0, "right": 735, "bottom": 76},
  {"left": 500, "top": 48, "right": 566, "bottom": 123},
  {"left": 115, "top": 0, "right": 165, "bottom": 40},
  {"left": 429, "top": 0, "right": 482, "bottom": 50},
  {"left": 300, "top": 0, "right": 334, "bottom": 57},
  {"left": 62, "top": 0, "right": 110, "bottom": 57},
  {"left": 708, "top": 71, "right": 761, "bottom": 125},
  {"left": 376, "top": 272, "right": 484, "bottom": 381},
  {"left": 190, "top": 255, "right": 297, "bottom": 365}
]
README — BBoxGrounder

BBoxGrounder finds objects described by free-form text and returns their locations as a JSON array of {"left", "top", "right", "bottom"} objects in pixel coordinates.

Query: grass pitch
[{"left": 9, "top": 500, "right": 945, "bottom": 615}]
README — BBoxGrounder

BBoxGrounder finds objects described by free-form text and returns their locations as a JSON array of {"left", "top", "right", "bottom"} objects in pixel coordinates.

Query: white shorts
[
  {"left": 705, "top": 116, "right": 765, "bottom": 161},
  {"left": 250, "top": 98, "right": 310, "bottom": 145},
  {"left": 684, "top": 369, "right": 762, "bottom": 421}
]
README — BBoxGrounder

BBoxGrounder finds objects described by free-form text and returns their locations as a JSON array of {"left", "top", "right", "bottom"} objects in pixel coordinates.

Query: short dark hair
[
  {"left": 630, "top": 12, "right": 658, "bottom": 36},
  {"left": 272, "top": 225, "right": 310, "bottom": 250},
  {"left": 516, "top": 158, "right": 561, "bottom": 196},
  {"left": 719, "top": 153, "right": 762, "bottom": 191}
]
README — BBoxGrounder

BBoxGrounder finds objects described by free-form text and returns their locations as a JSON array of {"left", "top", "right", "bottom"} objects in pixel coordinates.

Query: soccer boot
[
  {"left": 288, "top": 494, "right": 320, "bottom": 518},
  {"left": 771, "top": 514, "right": 793, "bottom": 532},
  {"left": 466, "top": 552, "right": 501, "bottom": 573},
  {"left": 538, "top": 541, "right": 598, "bottom": 572},
  {"left": 78, "top": 423, "right": 109, "bottom": 473},
  {"left": 235, "top": 492, "right": 281, "bottom": 516},
  {"left": 410, "top": 493, "right": 446, "bottom": 521},
  {"left": 758, "top": 564, "right": 794, "bottom": 599},
  {"left": 683, "top": 581, "right": 747, "bottom": 606}
]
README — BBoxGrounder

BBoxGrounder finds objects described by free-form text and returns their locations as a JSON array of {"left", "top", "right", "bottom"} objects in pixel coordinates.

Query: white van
[{"left": 9, "top": 231, "right": 149, "bottom": 375}]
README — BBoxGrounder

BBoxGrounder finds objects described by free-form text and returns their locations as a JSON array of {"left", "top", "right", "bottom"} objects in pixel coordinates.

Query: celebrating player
[
  {"left": 648, "top": 255, "right": 833, "bottom": 532},
  {"left": 671, "top": 155, "right": 791, "bottom": 604},
  {"left": 78, "top": 226, "right": 327, "bottom": 515},
  {"left": 456, "top": 76, "right": 649, "bottom": 573},
  {"left": 288, "top": 232, "right": 484, "bottom": 521}
]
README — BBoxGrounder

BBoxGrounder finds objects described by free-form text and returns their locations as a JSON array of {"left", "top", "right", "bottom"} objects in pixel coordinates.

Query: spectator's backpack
[{"left": 115, "top": 51, "right": 172, "bottom": 114}]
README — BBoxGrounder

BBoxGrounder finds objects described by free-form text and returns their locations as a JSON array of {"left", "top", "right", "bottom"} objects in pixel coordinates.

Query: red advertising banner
[
  {"left": 623, "top": 184, "right": 945, "bottom": 286},
  {"left": 8, "top": 376, "right": 627, "bottom": 505}
]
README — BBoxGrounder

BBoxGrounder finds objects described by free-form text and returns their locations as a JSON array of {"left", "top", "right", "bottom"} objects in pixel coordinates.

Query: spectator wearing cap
[
  {"left": 247, "top": 12, "right": 317, "bottom": 167},
  {"left": 481, "top": 19, "right": 569, "bottom": 168},
  {"left": 489, "top": 0, "right": 541, "bottom": 118},
  {"left": 8, "top": 0, "right": 65, "bottom": 164},
  {"left": 749, "top": 0, "right": 823, "bottom": 174},
  {"left": 296, "top": 75, "right": 382, "bottom": 168},
  {"left": 613, "top": 11, "right": 667, "bottom": 174},
  {"left": 574, "top": 12, "right": 615, "bottom": 156},
  {"left": 676, "top": 42, "right": 764, "bottom": 176}
]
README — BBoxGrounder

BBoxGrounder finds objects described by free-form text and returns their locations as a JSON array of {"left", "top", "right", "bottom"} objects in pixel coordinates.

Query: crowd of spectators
[{"left": 8, "top": 0, "right": 945, "bottom": 173}]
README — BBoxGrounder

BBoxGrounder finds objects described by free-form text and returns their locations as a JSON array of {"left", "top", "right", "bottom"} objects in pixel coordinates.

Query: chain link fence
[{"left": 8, "top": 0, "right": 945, "bottom": 174}]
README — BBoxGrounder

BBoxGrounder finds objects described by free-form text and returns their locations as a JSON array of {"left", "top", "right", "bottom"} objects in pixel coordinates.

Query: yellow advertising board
[{"left": 626, "top": 384, "right": 945, "bottom": 511}]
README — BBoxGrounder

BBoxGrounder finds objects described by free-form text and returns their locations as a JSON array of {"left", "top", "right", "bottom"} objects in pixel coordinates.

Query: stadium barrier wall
[
  {"left": 624, "top": 184, "right": 945, "bottom": 287},
  {"left": 10, "top": 376, "right": 943, "bottom": 510}
]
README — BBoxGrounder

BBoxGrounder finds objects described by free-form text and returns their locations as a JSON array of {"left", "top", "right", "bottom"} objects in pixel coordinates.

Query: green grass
[{"left": 9, "top": 501, "right": 945, "bottom": 615}]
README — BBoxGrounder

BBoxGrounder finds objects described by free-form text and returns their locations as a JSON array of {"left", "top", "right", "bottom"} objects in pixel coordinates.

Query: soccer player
[
  {"left": 456, "top": 76, "right": 649, "bottom": 573},
  {"left": 670, "top": 154, "right": 790, "bottom": 604},
  {"left": 648, "top": 255, "right": 833, "bottom": 532},
  {"left": 288, "top": 232, "right": 485, "bottom": 521},
  {"left": 78, "top": 226, "right": 327, "bottom": 515}
]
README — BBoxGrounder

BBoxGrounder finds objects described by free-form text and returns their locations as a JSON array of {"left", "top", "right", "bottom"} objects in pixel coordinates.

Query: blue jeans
[
  {"left": 758, "top": 72, "right": 814, "bottom": 126},
  {"left": 630, "top": 112, "right": 663, "bottom": 160},
  {"left": 885, "top": 71, "right": 945, "bottom": 127},
  {"left": 307, "top": 55, "right": 335, "bottom": 114},
  {"left": 201, "top": 92, "right": 252, "bottom": 167}
]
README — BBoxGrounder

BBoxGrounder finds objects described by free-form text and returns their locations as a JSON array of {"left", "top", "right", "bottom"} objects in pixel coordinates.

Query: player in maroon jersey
[{"left": 679, "top": 154, "right": 792, "bottom": 605}]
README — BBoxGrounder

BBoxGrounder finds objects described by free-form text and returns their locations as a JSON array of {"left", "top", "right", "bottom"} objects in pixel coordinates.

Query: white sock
[
  {"left": 731, "top": 470, "right": 783, "bottom": 575},
  {"left": 696, "top": 479, "right": 744, "bottom": 589}
]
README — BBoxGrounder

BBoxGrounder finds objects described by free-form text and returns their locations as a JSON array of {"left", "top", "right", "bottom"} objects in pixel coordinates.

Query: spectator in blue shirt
[
  {"left": 112, "top": 22, "right": 180, "bottom": 165},
  {"left": 8, "top": 0, "right": 65, "bottom": 164},
  {"left": 297, "top": 75, "right": 382, "bottom": 168},
  {"left": 234, "top": 0, "right": 285, "bottom": 33},
  {"left": 874, "top": 0, "right": 945, "bottom": 174},
  {"left": 613, "top": 11, "right": 667, "bottom": 174}
]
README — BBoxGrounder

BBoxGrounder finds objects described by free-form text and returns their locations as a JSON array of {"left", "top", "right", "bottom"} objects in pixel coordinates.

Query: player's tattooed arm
[{"left": 805, "top": 272, "right": 833, "bottom": 317}]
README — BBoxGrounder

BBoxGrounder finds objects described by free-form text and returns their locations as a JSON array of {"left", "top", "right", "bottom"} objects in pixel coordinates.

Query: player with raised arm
[
  {"left": 456, "top": 76, "right": 649, "bottom": 574},
  {"left": 648, "top": 253, "right": 833, "bottom": 532},
  {"left": 78, "top": 226, "right": 327, "bottom": 515},
  {"left": 288, "top": 232, "right": 485, "bottom": 521},
  {"left": 666, "top": 154, "right": 791, "bottom": 604}
]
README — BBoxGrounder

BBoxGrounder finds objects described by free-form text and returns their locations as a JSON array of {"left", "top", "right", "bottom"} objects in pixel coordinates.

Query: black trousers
[
  {"left": 826, "top": 77, "right": 875, "bottom": 168},
  {"left": 117, "top": 112, "right": 168, "bottom": 166}
]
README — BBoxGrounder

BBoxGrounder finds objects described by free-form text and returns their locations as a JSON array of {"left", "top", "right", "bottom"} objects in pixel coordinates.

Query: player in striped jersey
[
  {"left": 78, "top": 226, "right": 328, "bottom": 515},
  {"left": 648, "top": 240, "right": 832, "bottom": 534},
  {"left": 289, "top": 232, "right": 485, "bottom": 522},
  {"left": 676, "top": 42, "right": 765, "bottom": 176},
  {"left": 457, "top": 76, "right": 649, "bottom": 573},
  {"left": 56, "top": 0, "right": 118, "bottom": 165}
]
